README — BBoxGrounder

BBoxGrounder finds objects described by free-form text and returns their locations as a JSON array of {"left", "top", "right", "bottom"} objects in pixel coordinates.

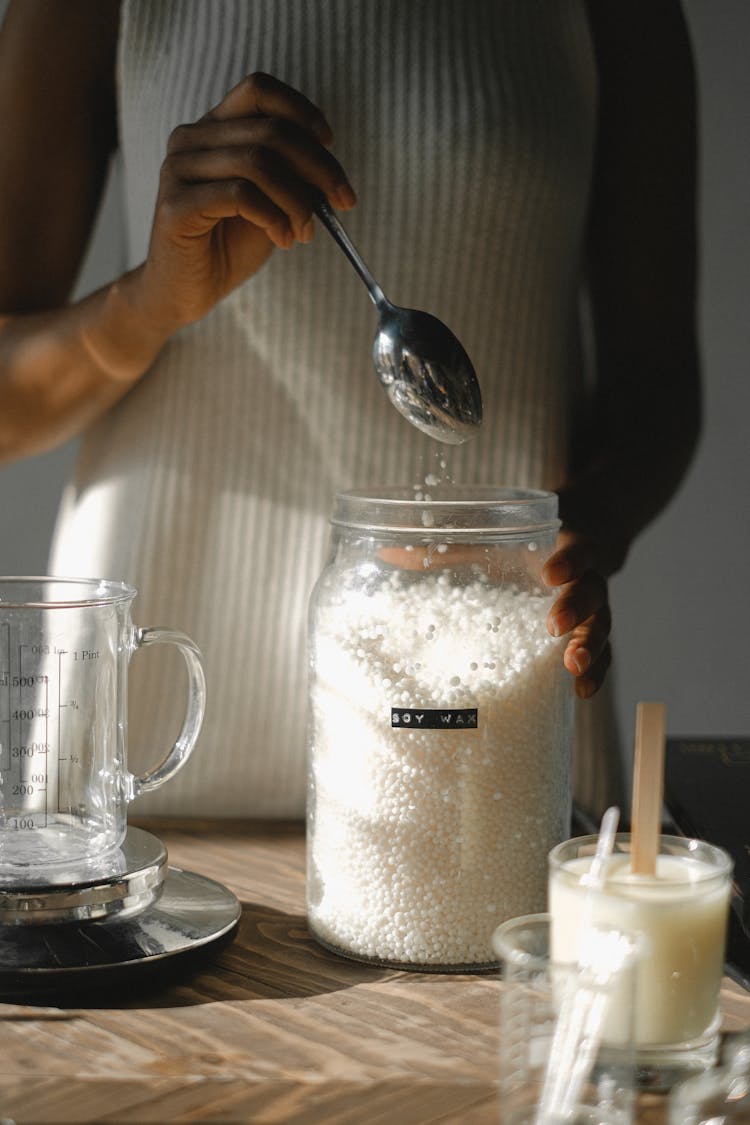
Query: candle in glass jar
[{"left": 548, "top": 837, "right": 732, "bottom": 1048}]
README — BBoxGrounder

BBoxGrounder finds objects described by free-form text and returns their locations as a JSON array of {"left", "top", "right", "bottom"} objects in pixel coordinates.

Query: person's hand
[
  {"left": 131, "top": 72, "right": 356, "bottom": 335},
  {"left": 542, "top": 529, "right": 612, "bottom": 699}
]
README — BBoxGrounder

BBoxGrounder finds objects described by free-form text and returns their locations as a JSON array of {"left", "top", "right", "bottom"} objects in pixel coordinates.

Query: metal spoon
[{"left": 315, "top": 196, "right": 483, "bottom": 445}]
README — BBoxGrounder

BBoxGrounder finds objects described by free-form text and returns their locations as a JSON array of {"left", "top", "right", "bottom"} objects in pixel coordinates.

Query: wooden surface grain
[{"left": 0, "top": 818, "right": 748, "bottom": 1124}]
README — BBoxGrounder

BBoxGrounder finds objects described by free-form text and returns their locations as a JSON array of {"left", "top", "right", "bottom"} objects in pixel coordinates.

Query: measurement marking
[
  {"left": 2, "top": 623, "right": 9, "bottom": 774},
  {"left": 44, "top": 664, "right": 49, "bottom": 828},
  {"left": 58, "top": 650, "right": 63, "bottom": 817},
  {"left": 15, "top": 642, "right": 22, "bottom": 788},
  {"left": 18, "top": 644, "right": 28, "bottom": 788}
]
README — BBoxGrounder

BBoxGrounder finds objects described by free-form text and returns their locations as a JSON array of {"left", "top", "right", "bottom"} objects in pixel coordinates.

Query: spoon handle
[{"left": 314, "top": 195, "right": 387, "bottom": 309}]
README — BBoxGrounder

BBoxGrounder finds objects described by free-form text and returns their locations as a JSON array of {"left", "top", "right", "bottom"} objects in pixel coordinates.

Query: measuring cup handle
[{"left": 130, "top": 626, "right": 206, "bottom": 796}]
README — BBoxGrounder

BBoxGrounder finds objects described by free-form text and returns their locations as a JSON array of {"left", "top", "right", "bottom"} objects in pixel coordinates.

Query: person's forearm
[
  {"left": 0, "top": 266, "right": 170, "bottom": 463},
  {"left": 556, "top": 351, "right": 702, "bottom": 577}
]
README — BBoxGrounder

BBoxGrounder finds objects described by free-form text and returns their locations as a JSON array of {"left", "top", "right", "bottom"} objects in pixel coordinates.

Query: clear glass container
[
  {"left": 306, "top": 487, "right": 573, "bottom": 970},
  {"left": 549, "top": 833, "right": 733, "bottom": 1090},
  {"left": 0, "top": 577, "right": 205, "bottom": 877},
  {"left": 669, "top": 1032, "right": 750, "bottom": 1123}
]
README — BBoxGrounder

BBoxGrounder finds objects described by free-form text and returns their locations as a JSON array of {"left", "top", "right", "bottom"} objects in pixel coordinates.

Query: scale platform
[{"left": 0, "top": 828, "right": 241, "bottom": 998}]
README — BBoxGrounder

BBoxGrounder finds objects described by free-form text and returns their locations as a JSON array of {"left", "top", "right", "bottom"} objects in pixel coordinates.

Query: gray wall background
[{"left": 1, "top": 2, "right": 748, "bottom": 767}]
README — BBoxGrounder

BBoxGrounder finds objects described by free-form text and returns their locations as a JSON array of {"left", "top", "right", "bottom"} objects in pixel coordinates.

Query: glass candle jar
[
  {"left": 549, "top": 833, "right": 733, "bottom": 1088},
  {"left": 306, "top": 487, "right": 573, "bottom": 970}
]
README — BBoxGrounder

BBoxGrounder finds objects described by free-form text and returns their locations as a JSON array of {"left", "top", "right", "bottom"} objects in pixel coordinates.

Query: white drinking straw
[
  {"left": 535, "top": 806, "right": 624, "bottom": 1125},
  {"left": 585, "top": 804, "right": 620, "bottom": 890}
]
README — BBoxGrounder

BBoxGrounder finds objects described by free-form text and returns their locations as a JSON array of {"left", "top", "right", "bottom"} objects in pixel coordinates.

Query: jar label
[{"left": 391, "top": 707, "right": 478, "bottom": 729}]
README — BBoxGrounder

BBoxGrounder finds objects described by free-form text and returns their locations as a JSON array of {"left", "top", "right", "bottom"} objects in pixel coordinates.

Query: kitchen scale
[{"left": 0, "top": 827, "right": 241, "bottom": 999}]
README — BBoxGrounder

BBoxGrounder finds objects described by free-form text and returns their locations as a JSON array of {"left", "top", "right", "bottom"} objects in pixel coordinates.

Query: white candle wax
[{"left": 549, "top": 850, "right": 731, "bottom": 1047}]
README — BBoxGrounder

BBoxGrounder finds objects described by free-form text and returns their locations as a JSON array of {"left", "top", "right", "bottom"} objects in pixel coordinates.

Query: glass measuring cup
[
  {"left": 493, "top": 913, "right": 638, "bottom": 1125},
  {"left": 0, "top": 577, "right": 205, "bottom": 875}
]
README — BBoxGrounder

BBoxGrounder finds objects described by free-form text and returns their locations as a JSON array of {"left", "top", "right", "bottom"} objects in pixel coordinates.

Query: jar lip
[{"left": 332, "top": 487, "right": 560, "bottom": 535}]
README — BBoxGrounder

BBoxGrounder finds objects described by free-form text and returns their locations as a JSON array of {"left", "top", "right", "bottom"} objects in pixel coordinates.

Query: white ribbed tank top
[{"left": 50, "top": 0, "right": 622, "bottom": 817}]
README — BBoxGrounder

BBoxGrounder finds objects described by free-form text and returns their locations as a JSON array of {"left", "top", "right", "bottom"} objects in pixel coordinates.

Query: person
[{"left": 0, "top": 0, "right": 699, "bottom": 819}]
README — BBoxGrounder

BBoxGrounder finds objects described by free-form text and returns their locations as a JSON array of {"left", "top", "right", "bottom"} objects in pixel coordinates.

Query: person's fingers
[
  {"left": 209, "top": 73, "right": 334, "bottom": 147},
  {"left": 572, "top": 639, "right": 612, "bottom": 699},
  {"left": 562, "top": 604, "right": 612, "bottom": 675},
  {"left": 205, "top": 72, "right": 335, "bottom": 146},
  {"left": 156, "top": 177, "right": 295, "bottom": 249},
  {"left": 542, "top": 534, "right": 595, "bottom": 587},
  {"left": 163, "top": 143, "right": 330, "bottom": 242},
  {"left": 201, "top": 72, "right": 357, "bottom": 208},
  {"left": 166, "top": 115, "right": 356, "bottom": 217},
  {"left": 547, "top": 570, "right": 608, "bottom": 638}
]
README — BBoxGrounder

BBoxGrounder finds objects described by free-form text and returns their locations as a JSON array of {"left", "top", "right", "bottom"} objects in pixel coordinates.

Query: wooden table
[{"left": 1, "top": 819, "right": 748, "bottom": 1124}]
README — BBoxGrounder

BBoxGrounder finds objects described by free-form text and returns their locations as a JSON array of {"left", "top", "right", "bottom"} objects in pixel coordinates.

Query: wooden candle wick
[{"left": 630, "top": 701, "right": 666, "bottom": 876}]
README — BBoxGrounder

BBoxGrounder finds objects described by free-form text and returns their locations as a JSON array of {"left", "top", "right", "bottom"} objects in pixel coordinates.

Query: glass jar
[
  {"left": 549, "top": 833, "right": 733, "bottom": 1089},
  {"left": 306, "top": 487, "right": 573, "bottom": 970},
  {"left": 669, "top": 1032, "right": 750, "bottom": 1123}
]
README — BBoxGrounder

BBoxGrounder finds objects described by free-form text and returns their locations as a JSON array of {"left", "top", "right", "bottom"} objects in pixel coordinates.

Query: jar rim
[
  {"left": 548, "top": 833, "right": 734, "bottom": 882},
  {"left": 332, "top": 487, "right": 560, "bottom": 535}
]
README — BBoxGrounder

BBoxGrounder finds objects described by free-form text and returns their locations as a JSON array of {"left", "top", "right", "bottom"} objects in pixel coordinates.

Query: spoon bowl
[{"left": 315, "top": 197, "right": 483, "bottom": 444}]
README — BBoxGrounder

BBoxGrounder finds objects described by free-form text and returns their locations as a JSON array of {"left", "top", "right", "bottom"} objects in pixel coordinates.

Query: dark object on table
[
  {"left": 0, "top": 829, "right": 241, "bottom": 1002},
  {"left": 664, "top": 737, "right": 750, "bottom": 991}
]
